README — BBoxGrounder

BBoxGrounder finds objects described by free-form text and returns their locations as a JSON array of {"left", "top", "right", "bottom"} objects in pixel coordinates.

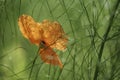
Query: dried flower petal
[
  {"left": 51, "top": 37, "right": 68, "bottom": 50},
  {"left": 18, "top": 15, "right": 43, "bottom": 46},
  {"left": 39, "top": 45, "right": 63, "bottom": 68},
  {"left": 40, "top": 20, "right": 68, "bottom": 50}
]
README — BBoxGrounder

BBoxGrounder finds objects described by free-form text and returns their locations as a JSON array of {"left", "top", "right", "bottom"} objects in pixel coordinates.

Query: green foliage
[{"left": 0, "top": 0, "right": 120, "bottom": 80}]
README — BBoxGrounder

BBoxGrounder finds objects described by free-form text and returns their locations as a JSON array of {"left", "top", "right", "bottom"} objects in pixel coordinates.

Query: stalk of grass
[
  {"left": 93, "top": 0, "right": 120, "bottom": 80},
  {"left": 1, "top": 0, "right": 120, "bottom": 80}
]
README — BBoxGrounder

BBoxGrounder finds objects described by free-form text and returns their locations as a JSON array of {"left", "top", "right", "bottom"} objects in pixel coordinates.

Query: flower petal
[
  {"left": 39, "top": 45, "right": 63, "bottom": 68},
  {"left": 40, "top": 20, "right": 68, "bottom": 50},
  {"left": 18, "top": 15, "right": 43, "bottom": 46}
]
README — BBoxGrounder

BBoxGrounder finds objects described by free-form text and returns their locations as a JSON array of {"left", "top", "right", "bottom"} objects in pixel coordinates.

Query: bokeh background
[{"left": 0, "top": 0, "right": 120, "bottom": 80}]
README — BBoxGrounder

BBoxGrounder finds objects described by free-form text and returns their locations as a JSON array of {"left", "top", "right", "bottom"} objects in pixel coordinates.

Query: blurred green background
[{"left": 0, "top": 0, "right": 120, "bottom": 80}]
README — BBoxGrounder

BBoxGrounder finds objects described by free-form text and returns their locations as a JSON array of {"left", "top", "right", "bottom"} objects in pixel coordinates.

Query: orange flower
[{"left": 18, "top": 14, "right": 68, "bottom": 68}]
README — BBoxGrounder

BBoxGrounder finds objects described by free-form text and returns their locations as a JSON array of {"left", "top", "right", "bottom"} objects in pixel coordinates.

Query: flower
[{"left": 18, "top": 14, "right": 68, "bottom": 68}]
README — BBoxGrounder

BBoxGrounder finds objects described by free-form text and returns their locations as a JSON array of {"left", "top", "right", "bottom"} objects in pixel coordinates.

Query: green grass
[{"left": 0, "top": 0, "right": 120, "bottom": 80}]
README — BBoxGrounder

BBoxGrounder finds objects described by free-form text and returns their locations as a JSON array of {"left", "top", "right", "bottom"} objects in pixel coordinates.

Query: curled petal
[
  {"left": 51, "top": 37, "right": 68, "bottom": 51},
  {"left": 18, "top": 15, "right": 43, "bottom": 46},
  {"left": 41, "top": 20, "right": 68, "bottom": 50},
  {"left": 39, "top": 46, "right": 63, "bottom": 68}
]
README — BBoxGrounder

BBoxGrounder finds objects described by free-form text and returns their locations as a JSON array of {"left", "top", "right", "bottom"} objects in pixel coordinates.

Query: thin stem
[{"left": 93, "top": 0, "right": 120, "bottom": 80}]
